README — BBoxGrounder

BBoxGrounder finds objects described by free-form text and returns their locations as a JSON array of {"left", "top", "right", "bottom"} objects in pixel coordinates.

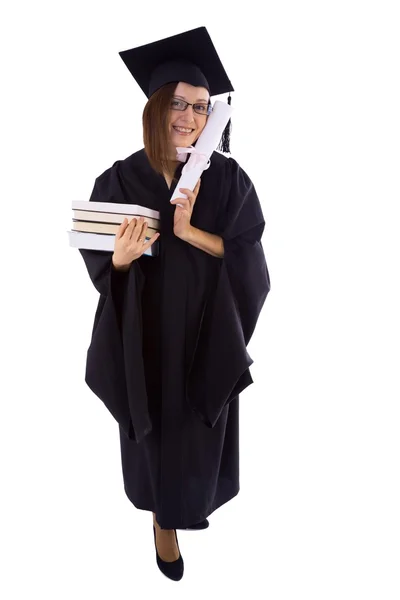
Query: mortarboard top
[{"left": 119, "top": 26, "right": 234, "bottom": 98}]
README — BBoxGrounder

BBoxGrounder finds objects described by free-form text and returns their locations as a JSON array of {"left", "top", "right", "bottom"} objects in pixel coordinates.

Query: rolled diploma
[{"left": 170, "top": 100, "right": 233, "bottom": 202}]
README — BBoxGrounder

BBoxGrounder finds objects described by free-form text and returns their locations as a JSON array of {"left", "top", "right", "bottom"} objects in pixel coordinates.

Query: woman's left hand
[{"left": 171, "top": 178, "right": 201, "bottom": 240}]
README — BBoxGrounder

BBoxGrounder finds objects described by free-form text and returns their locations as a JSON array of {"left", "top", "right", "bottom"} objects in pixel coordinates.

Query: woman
[{"left": 79, "top": 27, "right": 270, "bottom": 582}]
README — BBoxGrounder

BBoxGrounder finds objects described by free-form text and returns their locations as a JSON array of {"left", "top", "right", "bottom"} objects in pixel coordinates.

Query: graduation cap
[{"left": 119, "top": 27, "right": 234, "bottom": 153}]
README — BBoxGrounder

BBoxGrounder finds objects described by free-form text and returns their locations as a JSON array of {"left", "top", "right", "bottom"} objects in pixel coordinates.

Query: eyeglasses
[{"left": 170, "top": 97, "right": 212, "bottom": 116}]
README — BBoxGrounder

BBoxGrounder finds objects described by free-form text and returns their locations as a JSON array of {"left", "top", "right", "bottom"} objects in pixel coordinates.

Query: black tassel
[{"left": 217, "top": 93, "right": 232, "bottom": 153}]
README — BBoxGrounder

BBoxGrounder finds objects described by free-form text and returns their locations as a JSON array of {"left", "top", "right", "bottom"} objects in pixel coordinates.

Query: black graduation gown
[{"left": 79, "top": 149, "right": 270, "bottom": 529}]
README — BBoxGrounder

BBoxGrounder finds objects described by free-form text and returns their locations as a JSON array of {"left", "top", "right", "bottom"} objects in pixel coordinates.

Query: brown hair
[{"left": 142, "top": 82, "right": 178, "bottom": 179}]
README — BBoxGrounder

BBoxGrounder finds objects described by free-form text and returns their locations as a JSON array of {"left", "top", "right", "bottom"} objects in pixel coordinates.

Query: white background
[{"left": 1, "top": 0, "right": 399, "bottom": 598}]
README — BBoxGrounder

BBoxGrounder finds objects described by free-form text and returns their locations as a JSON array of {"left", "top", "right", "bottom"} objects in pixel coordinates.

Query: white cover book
[
  {"left": 68, "top": 231, "right": 158, "bottom": 257},
  {"left": 72, "top": 201, "right": 160, "bottom": 221},
  {"left": 72, "top": 209, "right": 159, "bottom": 229}
]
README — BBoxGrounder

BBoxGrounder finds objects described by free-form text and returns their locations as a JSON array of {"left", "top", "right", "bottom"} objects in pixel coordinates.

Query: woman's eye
[
  {"left": 171, "top": 100, "right": 184, "bottom": 108},
  {"left": 195, "top": 105, "right": 207, "bottom": 113}
]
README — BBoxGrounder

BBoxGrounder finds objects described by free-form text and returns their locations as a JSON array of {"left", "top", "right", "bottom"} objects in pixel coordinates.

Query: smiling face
[{"left": 168, "top": 81, "right": 210, "bottom": 150}]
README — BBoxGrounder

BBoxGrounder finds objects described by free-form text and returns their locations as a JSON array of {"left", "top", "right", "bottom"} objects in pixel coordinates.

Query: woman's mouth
[{"left": 173, "top": 126, "right": 194, "bottom": 136}]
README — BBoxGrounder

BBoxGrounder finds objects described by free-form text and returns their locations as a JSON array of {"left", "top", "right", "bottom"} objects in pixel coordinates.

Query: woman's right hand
[{"left": 112, "top": 217, "right": 160, "bottom": 271}]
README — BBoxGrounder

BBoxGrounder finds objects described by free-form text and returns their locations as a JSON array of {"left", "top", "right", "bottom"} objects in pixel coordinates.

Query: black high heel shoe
[{"left": 153, "top": 526, "right": 184, "bottom": 581}]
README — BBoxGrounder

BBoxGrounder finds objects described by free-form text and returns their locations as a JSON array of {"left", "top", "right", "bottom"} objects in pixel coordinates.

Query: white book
[
  {"left": 71, "top": 220, "right": 158, "bottom": 235},
  {"left": 72, "top": 209, "right": 160, "bottom": 229},
  {"left": 68, "top": 231, "right": 159, "bottom": 257},
  {"left": 72, "top": 200, "right": 160, "bottom": 221}
]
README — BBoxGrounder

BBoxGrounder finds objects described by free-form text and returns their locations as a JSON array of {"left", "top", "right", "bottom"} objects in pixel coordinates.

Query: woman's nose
[{"left": 182, "top": 104, "right": 195, "bottom": 119}]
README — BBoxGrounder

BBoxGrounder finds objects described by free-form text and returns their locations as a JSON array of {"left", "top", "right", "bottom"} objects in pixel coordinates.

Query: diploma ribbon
[{"left": 176, "top": 146, "right": 211, "bottom": 173}]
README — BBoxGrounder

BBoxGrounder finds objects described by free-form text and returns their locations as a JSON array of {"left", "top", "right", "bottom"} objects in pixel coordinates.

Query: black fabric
[
  {"left": 119, "top": 26, "right": 234, "bottom": 98},
  {"left": 149, "top": 60, "right": 210, "bottom": 97},
  {"left": 79, "top": 149, "right": 270, "bottom": 528}
]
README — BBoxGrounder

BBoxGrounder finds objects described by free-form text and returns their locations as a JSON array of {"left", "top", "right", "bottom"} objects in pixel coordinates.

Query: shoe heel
[{"left": 153, "top": 525, "right": 184, "bottom": 581}]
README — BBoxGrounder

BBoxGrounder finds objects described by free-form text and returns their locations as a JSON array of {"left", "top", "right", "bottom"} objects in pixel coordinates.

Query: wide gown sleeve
[
  {"left": 78, "top": 165, "right": 151, "bottom": 442},
  {"left": 186, "top": 158, "right": 271, "bottom": 428}
]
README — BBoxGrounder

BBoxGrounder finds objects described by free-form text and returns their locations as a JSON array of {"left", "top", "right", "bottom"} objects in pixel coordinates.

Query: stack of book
[{"left": 68, "top": 201, "right": 161, "bottom": 257}]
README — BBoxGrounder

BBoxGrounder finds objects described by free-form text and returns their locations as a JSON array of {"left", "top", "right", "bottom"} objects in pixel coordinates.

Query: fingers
[
  {"left": 178, "top": 188, "right": 193, "bottom": 199},
  {"left": 116, "top": 218, "right": 129, "bottom": 239},
  {"left": 123, "top": 217, "right": 147, "bottom": 240},
  {"left": 133, "top": 219, "right": 148, "bottom": 242},
  {"left": 125, "top": 217, "right": 155, "bottom": 249},
  {"left": 170, "top": 179, "right": 201, "bottom": 209},
  {"left": 127, "top": 217, "right": 138, "bottom": 239},
  {"left": 117, "top": 217, "right": 136, "bottom": 240},
  {"left": 117, "top": 217, "right": 147, "bottom": 241},
  {"left": 114, "top": 216, "right": 160, "bottom": 265},
  {"left": 143, "top": 231, "right": 160, "bottom": 249},
  {"left": 171, "top": 196, "right": 191, "bottom": 210},
  {"left": 178, "top": 184, "right": 199, "bottom": 204}
]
